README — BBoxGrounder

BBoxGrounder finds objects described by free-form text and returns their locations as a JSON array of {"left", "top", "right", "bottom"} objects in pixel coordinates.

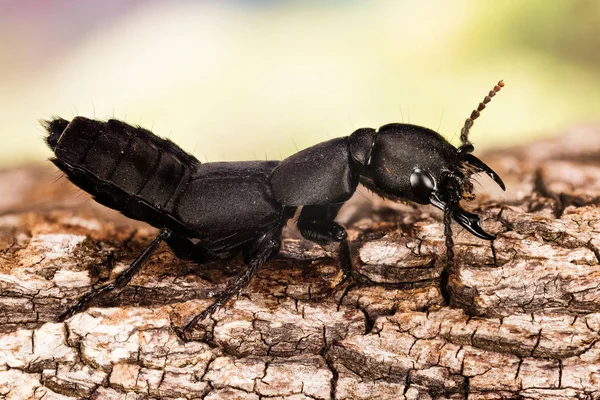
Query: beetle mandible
[{"left": 43, "top": 80, "right": 505, "bottom": 334}]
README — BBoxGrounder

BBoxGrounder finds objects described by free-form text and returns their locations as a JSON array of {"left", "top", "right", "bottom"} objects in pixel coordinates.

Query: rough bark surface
[{"left": 1, "top": 126, "right": 600, "bottom": 399}]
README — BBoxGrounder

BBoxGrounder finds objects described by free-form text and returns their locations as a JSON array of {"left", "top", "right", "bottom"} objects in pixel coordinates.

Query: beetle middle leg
[
  {"left": 296, "top": 204, "right": 354, "bottom": 293},
  {"left": 181, "top": 231, "right": 281, "bottom": 334},
  {"left": 58, "top": 228, "right": 172, "bottom": 322}
]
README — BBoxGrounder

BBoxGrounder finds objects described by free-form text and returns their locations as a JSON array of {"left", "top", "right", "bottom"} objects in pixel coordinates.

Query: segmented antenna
[{"left": 459, "top": 80, "right": 504, "bottom": 153}]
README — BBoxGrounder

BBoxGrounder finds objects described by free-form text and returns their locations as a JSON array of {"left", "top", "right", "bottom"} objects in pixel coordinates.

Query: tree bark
[{"left": 1, "top": 127, "right": 600, "bottom": 399}]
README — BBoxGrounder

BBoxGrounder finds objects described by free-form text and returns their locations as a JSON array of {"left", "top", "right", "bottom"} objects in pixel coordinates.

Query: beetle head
[{"left": 355, "top": 80, "right": 505, "bottom": 241}]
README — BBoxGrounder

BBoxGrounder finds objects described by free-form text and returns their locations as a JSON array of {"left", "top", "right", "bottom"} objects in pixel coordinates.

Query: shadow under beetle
[{"left": 43, "top": 80, "right": 505, "bottom": 335}]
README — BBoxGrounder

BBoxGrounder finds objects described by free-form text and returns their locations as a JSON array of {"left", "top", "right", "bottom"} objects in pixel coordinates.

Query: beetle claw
[
  {"left": 462, "top": 153, "right": 505, "bottom": 191},
  {"left": 452, "top": 206, "right": 496, "bottom": 240},
  {"left": 430, "top": 193, "right": 496, "bottom": 241}
]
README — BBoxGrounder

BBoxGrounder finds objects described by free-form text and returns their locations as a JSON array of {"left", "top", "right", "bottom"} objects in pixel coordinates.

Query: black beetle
[{"left": 43, "top": 80, "right": 504, "bottom": 333}]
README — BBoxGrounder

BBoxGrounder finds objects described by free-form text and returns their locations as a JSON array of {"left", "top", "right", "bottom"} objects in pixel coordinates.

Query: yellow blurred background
[{"left": 1, "top": 0, "right": 599, "bottom": 168}]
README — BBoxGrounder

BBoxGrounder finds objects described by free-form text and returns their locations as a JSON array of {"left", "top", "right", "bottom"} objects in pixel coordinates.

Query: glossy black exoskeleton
[{"left": 43, "top": 81, "right": 505, "bottom": 334}]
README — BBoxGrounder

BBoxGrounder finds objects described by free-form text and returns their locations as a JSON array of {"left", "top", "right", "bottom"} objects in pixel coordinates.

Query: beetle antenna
[{"left": 459, "top": 80, "right": 504, "bottom": 153}]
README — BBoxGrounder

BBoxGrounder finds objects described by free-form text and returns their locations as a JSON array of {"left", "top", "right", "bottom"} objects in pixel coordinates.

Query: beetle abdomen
[{"left": 44, "top": 117, "right": 199, "bottom": 230}]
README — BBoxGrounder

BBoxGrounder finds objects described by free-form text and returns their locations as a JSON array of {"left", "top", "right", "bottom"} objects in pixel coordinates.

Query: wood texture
[{"left": 1, "top": 127, "right": 600, "bottom": 399}]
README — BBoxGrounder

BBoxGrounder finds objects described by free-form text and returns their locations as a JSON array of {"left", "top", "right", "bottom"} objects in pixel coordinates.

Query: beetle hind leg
[{"left": 58, "top": 228, "right": 172, "bottom": 322}]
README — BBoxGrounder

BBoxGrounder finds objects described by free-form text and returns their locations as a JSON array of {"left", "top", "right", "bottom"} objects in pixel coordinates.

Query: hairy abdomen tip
[{"left": 42, "top": 117, "right": 70, "bottom": 151}]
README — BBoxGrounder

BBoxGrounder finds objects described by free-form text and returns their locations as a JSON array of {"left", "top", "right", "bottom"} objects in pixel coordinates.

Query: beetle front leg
[{"left": 297, "top": 204, "right": 354, "bottom": 293}]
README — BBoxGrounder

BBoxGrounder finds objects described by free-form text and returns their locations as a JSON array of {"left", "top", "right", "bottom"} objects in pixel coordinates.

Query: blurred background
[{"left": 0, "top": 0, "right": 599, "bottom": 168}]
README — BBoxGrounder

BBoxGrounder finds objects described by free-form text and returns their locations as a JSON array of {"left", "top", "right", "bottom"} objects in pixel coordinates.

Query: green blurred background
[{"left": 1, "top": 0, "right": 599, "bottom": 168}]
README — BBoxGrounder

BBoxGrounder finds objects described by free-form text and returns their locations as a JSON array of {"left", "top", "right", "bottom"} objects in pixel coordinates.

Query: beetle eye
[{"left": 410, "top": 168, "right": 435, "bottom": 201}]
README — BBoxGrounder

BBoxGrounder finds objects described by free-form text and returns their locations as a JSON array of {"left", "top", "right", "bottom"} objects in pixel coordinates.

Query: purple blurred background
[{"left": 1, "top": 1, "right": 599, "bottom": 167}]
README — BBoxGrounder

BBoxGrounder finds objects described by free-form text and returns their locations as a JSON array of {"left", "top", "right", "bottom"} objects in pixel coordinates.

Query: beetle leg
[
  {"left": 165, "top": 234, "right": 212, "bottom": 264},
  {"left": 440, "top": 206, "right": 455, "bottom": 304},
  {"left": 297, "top": 204, "right": 354, "bottom": 291},
  {"left": 181, "top": 233, "right": 280, "bottom": 333},
  {"left": 298, "top": 220, "right": 353, "bottom": 282},
  {"left": 57, "top": 228, "right": 172, "bottom": 322}
]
